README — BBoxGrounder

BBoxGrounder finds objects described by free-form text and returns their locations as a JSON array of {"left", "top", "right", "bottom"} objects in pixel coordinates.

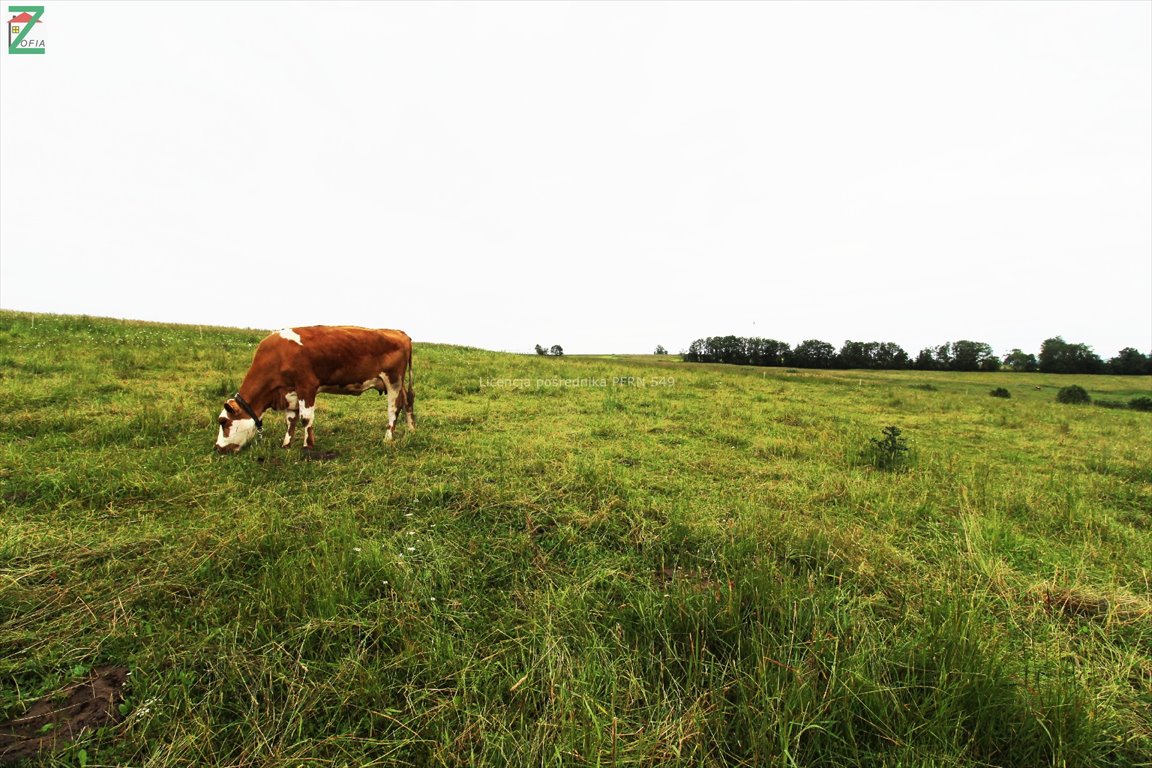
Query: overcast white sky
[{"left": 2, "top": 1, "right": 1149, "bottom": 356}]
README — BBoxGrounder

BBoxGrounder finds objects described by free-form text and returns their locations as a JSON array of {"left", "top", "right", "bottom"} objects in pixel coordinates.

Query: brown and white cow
[{"left": 215, "top": 326, "right": 414, "bottom": 453}]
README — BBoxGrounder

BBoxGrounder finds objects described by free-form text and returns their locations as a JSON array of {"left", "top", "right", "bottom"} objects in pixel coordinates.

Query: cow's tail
[{"left": 405, "top": 341, "right": 416, "bottom": 428}]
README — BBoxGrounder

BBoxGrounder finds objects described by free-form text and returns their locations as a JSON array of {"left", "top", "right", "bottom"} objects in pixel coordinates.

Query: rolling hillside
[{"left": 1, "top": 311, "right": 1150, "bottom": 766}]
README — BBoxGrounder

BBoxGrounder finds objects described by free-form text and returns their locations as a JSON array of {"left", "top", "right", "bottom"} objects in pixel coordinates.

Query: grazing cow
[{"left": 215, "top": 326, "right": 414, "bottom": 453}]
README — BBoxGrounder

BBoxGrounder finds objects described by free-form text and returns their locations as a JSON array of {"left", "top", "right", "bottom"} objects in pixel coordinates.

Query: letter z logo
[{"left": 9, "top": 5, "right": 44, "bottom": 54}]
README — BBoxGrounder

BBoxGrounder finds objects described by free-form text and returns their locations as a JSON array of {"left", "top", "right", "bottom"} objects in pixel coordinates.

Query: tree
[
  {"left": 710, "top": 335, "right": 745, "bottom": 365},
  {"left": 913, "top": 348, "right": 938, "bottom": 371},
  {"left": 535, "top": 344, "right": 547, "bottom": 356},
  {"left": 745, "top": 337, "right": 789, "bottom": 366},
  {"left": 1039, "top": 337, "right": 1104, "bottom": 374},
  {"left": 1107, "top": 347, "right": 1148, "bottom": 375},
  {"left": 786, "top": 339, "right": 837, "bottom": 369},
  {"left": 835, "top": 341, "right": 908, "bottom": 370},
  {"left": 681, "top": 336, "right": 789, "bottom": 366},
  {"left": 837, "top": 340, "right": 874, "bottom": 370},
  {"left": 683, "top": 339, "right": 704, "bottom": 362},
  {"left": 933, "top": 342, "right": 954, "bottom": 370},
  {"left": 759, "top": 338, "right": 791, "bottom": 367},
  {"left": 1039, "top": 337, "right": 1071, "bottom": 373},
  {"left": 978, "top": 355, "right": 1002, "bottom": 372},
  {"left": 950, "top": 340, "right": 998, "bottom": 372},
  {"left": 874, "top": 342, "right": 910, "bottom": 369},
  {"left": 654, "top": 345, "right": 668, "bottom": 355},
  {"left": 1002, "top": 349, "right": 1038, "bottom": 372},
  {"left": 549, "top": 345, "right": 564, "bottom": 357}
]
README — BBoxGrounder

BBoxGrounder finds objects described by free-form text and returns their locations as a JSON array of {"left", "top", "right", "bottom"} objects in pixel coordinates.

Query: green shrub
[
  {"left": 1129, "top": 396, "right": 1152, "bottom": 412},
  {"left": 865, "top": 425, "right": 911, "bottom": 472},
  {"left": 989, "top": 387, "right": 1011, "bottom": 399},
  {"left": 1095, "top": 400, "right": 1126, "bottom": 410},
  {"left": 1056, "top": 385, "right": 1090, "bottom": 405}
]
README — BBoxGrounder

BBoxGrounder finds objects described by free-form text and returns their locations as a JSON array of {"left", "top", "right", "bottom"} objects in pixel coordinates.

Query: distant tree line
[{"left": 681, "top": 335, "right": 1151, "bottom": 375}]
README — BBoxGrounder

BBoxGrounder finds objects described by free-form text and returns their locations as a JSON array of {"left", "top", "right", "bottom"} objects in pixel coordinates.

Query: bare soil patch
[
  {"left": 301, "top": 449, "right": 340, "bottom": 461},
  {"left": 0, "top": 666, "right": 127, "bottom": 764}
]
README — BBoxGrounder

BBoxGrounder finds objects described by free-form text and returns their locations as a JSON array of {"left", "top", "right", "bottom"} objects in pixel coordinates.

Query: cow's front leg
[
  {"left": 299, "top": 398, "right": 317, "bottom": 448},
  {"left": 283, "top": 391, "right": 300, "bottom": 448},
  {"left": 383, "top": 378, "right": 398, "bottom": 441},
  {"left": 283, "top": 409, "right": 299, "bottom": 447}
]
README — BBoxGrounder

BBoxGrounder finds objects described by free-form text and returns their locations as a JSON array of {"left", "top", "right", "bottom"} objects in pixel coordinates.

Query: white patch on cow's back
[{"left": 278, "top": 328, "right": 303, "bottom": 345}]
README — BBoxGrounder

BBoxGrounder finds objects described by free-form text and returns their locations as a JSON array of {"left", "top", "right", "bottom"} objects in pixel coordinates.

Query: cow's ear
[{"left": 224, "top": 400, "right": 238, "bottom": 416}]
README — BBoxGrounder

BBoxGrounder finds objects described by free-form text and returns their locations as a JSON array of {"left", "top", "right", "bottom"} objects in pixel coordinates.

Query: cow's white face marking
[
  {"left": 278, "top": 328, "right": 303, "bottom": 345},
  {"left": 215, "top": 410, "right": 258, "bottom": 453}
]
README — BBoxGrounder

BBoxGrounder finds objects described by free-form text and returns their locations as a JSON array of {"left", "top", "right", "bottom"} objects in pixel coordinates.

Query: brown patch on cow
[{"left": 0, "top": 666, "right": 128, "bottom": 764}]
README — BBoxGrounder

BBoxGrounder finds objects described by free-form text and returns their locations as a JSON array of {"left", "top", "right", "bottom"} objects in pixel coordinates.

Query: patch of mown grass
[{"left": 1, "top": 310, "right": 1150, "bottom": 766}]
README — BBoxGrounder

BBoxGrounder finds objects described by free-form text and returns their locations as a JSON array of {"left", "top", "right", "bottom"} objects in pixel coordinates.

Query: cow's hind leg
[{"left": 403, "top": 387, "right": 415, "bottom": 432}]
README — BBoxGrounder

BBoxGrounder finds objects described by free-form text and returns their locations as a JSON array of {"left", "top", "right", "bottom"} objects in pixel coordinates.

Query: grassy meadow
[{"left": 1, "top": 310, "right": 1150, "bottom": 767}]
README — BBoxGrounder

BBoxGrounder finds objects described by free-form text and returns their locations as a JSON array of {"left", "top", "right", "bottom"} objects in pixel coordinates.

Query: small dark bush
[
  {"left": 1129, "top": 396, "right": 1152, "bottom": 412},
  {"left": 865, "top": 425, "right": 911, "bottom": 472},
  {"left": 1056, "top": 385, "right": 1090, "bottom": 405},
  {"left": 989, "top": 387, "right": 1011, "bottom": 399},
  {"left": 1095, "top": 400, "right": 1126, "bottom": 410}
]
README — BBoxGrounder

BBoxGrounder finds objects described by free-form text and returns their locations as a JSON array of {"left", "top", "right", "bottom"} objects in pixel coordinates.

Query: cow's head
[{"left": 215, "top": 399, "right": 258, "bottom": 453}]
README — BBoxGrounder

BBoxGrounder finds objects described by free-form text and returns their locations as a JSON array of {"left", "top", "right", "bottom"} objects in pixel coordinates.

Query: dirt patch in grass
[
  {"left": 0, "top": 666, "right": 127, "bottom": 764},
  {"left": 301, "top": 449, "right": 340, "bottom": 461}
]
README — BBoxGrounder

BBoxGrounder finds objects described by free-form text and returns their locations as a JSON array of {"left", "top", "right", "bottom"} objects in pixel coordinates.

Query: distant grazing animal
[{"left": 215, "top": 326, "right": 414, "bottom": 454}]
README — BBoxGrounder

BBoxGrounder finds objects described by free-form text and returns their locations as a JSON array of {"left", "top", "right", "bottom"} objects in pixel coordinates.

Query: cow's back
[{"left": 260, "top": 326, "right": 410, "bottom": 387}]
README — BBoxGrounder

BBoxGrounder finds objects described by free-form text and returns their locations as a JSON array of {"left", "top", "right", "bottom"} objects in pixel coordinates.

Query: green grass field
[{"left": 2, "top": 310, "right": 1150, "bottom": 767}]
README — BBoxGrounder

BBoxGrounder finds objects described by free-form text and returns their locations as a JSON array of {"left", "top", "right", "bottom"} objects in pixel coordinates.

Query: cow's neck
[{"left": 236, "top": 380, "right": 275, "bottom": 419}]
